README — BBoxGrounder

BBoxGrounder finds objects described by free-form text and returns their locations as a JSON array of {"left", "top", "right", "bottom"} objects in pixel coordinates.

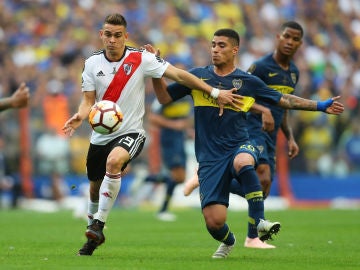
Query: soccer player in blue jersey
[
  {"left": 137, "top": 96, "right": 193, "bottom": 221},
  {"left": 243, "top": 20, "right": 303, "bottom": 199},
  {"left": 183, "top": 21, "right": 305, "bottom": 246},
  {"left": 147, "top": 28, "right": 344, "bottom": 258}
]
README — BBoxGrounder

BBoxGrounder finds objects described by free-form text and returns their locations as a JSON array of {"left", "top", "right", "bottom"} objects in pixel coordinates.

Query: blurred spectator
[
  {"left": 338, "top": 119, "right": 360, "bottom": 172},
  {"left": 41, "top": 79, "right": 70, "bottom": 136},
  {"left": 35, "top": 127, "right": 70, "bottom": 202},
  {"left": 0, "top": 135, "right": 21, "bottom": 208},
  {"left": 299, "top": 115, "right": 334, "bottom": 173}
]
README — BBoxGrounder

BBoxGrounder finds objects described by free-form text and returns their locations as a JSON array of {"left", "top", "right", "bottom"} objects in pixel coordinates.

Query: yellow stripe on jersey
[
  {"left": 192, "top": 90, "right": 255, "bottom": 112},
  {"left": 268, "top": 85, "right": 294, "bottom": 94},
  {"left": 162, "top": 102, "right": 192, "bottom": 118}
]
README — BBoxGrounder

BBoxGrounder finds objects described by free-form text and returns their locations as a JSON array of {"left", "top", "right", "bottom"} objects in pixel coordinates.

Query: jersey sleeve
[
  {"left": 141, "top": 50, "right": 169, "bottom": 78},
  {"left": 167, "top": 82, "right": 191, "bottom": 101},
  {"left": 252, "top": 75, "right": 282, "bottom": 104},
  {"left": 82, "top": 58, "right": 96, "bottom": 92}
]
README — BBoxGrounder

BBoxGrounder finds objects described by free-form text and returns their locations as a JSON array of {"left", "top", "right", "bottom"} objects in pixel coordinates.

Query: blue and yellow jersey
[
  {"left": 246, "top": 53, "right": 299, "bottom": 143},
  {"left": 151, "top": 97, "right": 193, "bottom": 140},
  {"left": 167, "top": 65, "right": 282, "bottom": 163}
]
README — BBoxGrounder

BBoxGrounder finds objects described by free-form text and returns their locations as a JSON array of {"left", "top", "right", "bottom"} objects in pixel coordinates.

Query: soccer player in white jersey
[{"left": 62, "top": 13, "right": 241, "bottom": 256}]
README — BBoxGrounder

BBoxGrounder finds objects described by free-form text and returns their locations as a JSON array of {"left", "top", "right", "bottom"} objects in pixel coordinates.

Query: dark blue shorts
[
  {"left": 250, "top": 136, "right": 276, "bottom": 181},
  {"left": 198, "top": 143, "right": 259, "bottom": 209}
]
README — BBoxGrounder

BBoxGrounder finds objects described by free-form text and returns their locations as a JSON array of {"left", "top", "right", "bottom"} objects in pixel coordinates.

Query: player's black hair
[
  {"left": 104, "top": 13, "right": 127, "bottom": 27},
  {"left": 214, "top": 28, "right": 240, "bottom": 46},
  {"left": 281, "top": 21, "right": 304, "bottom": 38}
]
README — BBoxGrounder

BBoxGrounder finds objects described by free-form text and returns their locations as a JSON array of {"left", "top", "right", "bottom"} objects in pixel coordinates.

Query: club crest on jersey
[
  {"left": 232, "top": 79, "right": 243, "bottom": 90},
  {"left": 123, "top": 63, "right": 133, "bottom": 75},
  {"left": 291, "top": 73, "right": 297, "bottom": 84}
]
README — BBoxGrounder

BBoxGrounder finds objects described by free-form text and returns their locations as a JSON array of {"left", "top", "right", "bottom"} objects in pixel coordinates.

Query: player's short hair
[
  {"left": 104, "top": 13, "right": 127, "bottom": 27},
  {"left": 214, "top": 28, "right": 240, "bottom": 46},
  {"left": 281, "top": 21, "right": 304, "bottom": 38}
]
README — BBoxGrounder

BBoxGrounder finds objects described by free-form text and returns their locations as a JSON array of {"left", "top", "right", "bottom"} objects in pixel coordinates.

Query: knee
[
  {"left": 203, "top": 208, "right": 226, "bottom": 230},
  {"left": 106, "top": 155, "right": 125, "bottom": 173}
]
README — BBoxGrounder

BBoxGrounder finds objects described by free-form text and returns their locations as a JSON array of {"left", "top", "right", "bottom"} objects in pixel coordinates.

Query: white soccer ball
[{"left": 88, "top": 100, "right": 123, "bottom": 135}]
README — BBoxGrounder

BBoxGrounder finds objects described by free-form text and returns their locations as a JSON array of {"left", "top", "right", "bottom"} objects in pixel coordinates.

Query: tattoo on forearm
[{"left": 281, "top": 94, "right": 317, "bottom": 111}]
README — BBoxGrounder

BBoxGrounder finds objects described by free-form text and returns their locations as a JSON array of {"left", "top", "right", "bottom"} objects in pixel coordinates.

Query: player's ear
[{"left": 233, "top": 46, "right": 239, "bottom": 55}]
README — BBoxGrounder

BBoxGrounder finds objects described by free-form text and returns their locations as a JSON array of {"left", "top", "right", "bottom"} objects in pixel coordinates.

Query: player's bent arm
[
  {"left": 250, "top": 103, "right": 274, "bottom": 132},
  {"left": 152, "top": 78, "right": 173, "bottom": 105},
  {"left": 148, "top": 112, "right": 189, "bottom": 131}
]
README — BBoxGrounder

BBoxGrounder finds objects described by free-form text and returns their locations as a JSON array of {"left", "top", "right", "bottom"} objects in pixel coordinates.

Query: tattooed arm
[{"left": 278, "top": 94, "right": 344, "bottom": 115}]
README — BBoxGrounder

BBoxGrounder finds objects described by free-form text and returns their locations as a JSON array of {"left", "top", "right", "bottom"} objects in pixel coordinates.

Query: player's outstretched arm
[
  {"left": 0, "top": 82, "right": 30, "bottom": 111},
  {"left": 63, "top": 91, "right": 95, "bottom": 136},
  {"left": 143, "top": 43, "right": 242, "bottom": 115},
  {"left": 279, "top": 94, "right": 344, "bottom": 114}
]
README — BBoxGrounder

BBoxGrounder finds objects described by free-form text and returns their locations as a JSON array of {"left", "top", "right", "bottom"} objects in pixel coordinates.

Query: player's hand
[
  {"left": 325, "top": 96, "right": 344, "bottom": 114},
  {"left": 11, "top": 82, "right": 30, "bottom": 108},
  {"left": 317, "top": 96, "right": 344, "bottom": 114},
  {"left": 63, "top": 113, "right": 83, "bottom": 137},
  {"left": 142, "top": 44, "right": 160, "bottom": 57},
  {"left": 261, "top": 108, "right": 275, "bottom": 132},
  {"left": 288, "top": 139, "right": 299, "bottom": 159},
  {"left": 217, "top": 89, "right": 243, "bottom": 116}
]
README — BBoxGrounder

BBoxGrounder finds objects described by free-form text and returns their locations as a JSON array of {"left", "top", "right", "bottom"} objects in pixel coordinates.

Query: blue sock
[
  {"left": 145, "top": 174, "right": 171, "bottom": 183},
  {"left": 235, "top": 165, "right": 264, "bottom": 238},
  {"left": 230, "top": 179, "right": 245, "bottom": 197},
  {"left": 207, "top": 224, "right": 235, "bottom": 245},
  {"left": 159, "top": 179, "right": 177, "bottom": 213}
]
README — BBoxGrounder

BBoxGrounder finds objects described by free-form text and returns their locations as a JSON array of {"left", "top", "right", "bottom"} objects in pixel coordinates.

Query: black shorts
[{"left": 86, "top": 133, "right": 146, "bottom": 181}]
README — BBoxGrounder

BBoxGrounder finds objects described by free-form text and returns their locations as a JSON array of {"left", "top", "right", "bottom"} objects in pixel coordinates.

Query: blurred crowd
[{"left": 0, "top": 0, "right": 360, "bottom": 194}]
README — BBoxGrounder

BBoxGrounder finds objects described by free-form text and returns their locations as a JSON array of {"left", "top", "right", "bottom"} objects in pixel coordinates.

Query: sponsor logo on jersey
[
  {"left": 268, "top": 72, "right": 278, "bottom": 77},
  {"left": 96, "top": 70, "right": 105, "bottom": 76}
]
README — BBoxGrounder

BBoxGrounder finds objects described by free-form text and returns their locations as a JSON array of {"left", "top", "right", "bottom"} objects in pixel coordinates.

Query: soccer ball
[{"left": 88, "top": 100, "right": 123, "bottom": 135}]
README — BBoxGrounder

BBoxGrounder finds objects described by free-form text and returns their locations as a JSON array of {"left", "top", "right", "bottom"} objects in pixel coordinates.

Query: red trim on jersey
[{"left": 103, "top": 52, "right": 142, "bottom": 102}]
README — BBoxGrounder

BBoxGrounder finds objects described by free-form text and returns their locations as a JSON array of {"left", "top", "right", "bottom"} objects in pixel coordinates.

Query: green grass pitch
[{"left": 0, "top": 207, "right": 358, "bottom": 270}]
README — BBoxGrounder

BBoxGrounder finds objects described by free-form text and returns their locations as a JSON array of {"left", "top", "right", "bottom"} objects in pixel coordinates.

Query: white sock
[
  {"left": 94, "top": 173, "right": 121, "bottom": 223},
  {"left": 87, "top": 200, "right": 99, "bottom": 226}
]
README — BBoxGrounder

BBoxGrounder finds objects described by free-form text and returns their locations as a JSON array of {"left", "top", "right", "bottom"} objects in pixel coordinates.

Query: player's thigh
[
  {"left": 198, "top": 159, "right": 232, "bottom": 209},
  {"left": 114, "top": 133, "right": 146, "bottom": 171}
]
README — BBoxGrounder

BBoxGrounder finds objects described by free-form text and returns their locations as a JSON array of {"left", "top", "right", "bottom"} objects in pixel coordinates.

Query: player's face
[
  {"left": 100, "top": 24, "right": 128, "bottom": 60},
  {"left": 211, "top": 36, "right": 238, "bottom": 67},
  {"left": 277, "top": 27, "right": 302, "bottom": 57}
]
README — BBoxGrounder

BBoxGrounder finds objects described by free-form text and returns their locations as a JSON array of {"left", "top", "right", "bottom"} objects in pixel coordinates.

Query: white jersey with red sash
[{"left": 82, "top": 46, "right": 169, "bottom": 145}]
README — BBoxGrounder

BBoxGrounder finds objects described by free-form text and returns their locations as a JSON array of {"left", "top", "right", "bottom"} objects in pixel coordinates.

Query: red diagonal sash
[{"left": 103, "top": 51, "right": 142, "bottom": 102}]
